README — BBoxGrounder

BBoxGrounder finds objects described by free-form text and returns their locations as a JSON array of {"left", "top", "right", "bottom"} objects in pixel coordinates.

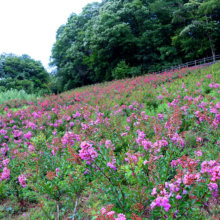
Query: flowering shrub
[{"left": 0, "top": 63, "right": 220, "bottom": 219}]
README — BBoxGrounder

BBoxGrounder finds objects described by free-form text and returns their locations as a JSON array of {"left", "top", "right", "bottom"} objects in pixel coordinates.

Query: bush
[
  {"left": 113, "top": 60, "right": 131, "bottom": 79},
  {"left": 0, "top": 89, "right": 37, "bottom": 105}
]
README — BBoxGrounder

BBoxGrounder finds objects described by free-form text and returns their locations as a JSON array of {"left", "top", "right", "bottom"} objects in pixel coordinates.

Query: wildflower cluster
[{"left": 0, "top": 63, "right": 220, "bottom": 219}]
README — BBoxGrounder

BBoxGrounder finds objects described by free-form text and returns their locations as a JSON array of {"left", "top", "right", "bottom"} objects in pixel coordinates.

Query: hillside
[{"left": 0, "top": 63, "right": 220, "bottom": 219}]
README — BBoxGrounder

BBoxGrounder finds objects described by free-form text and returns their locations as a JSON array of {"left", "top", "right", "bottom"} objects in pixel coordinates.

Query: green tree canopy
[
  {"left": 50, "top": 0, "right": 220, "bottom": 92},
  {"left": 0, "top": 53, "right": 50, "bottom": 93}
]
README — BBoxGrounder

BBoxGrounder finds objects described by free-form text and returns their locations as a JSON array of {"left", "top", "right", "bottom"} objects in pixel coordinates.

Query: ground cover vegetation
[
  {"left": 50, "top": 0, "right": 220, "bottom": 91},
  {"left": 0, "top": 62, "right": 220, "bottom": 219}
]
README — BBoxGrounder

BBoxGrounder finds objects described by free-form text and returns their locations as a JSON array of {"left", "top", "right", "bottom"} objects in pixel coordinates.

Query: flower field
[{"left": 0, "top": 63, "right": 220, "bottom": 219}]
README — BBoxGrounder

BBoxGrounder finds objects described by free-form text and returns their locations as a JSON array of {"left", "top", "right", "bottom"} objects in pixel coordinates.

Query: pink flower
[
  {"left": 141, "top": 140, "right": 153, "bottom": 150},
  {"left": 208, "top": 182, "right": 218, "bottom": 197},
  {"left": 56, "top": 168, "right": 60, "bottom": 176},
  {"left": 61, "top": 132, "right": 75, "bottom": 147},
  {"left": 121, "top": 133, "right": 128, "bottom": 136},
  {"left": 100, "top": 207, "right": 106, "bottom": 214},
  {"left": 195, "top": 150, "right": 202, "bottom": 157},
  {"left": 125, "top": 151, "right": 141, "bottom": 164},
  {"left": 143, "top": 160, "right": 148, "bottom": 165},
  {"left": 157, "top": 95, "right": 163, "bottom": 100},
  {"left": 151, "top": 196, "right": 171, "bottom": 212},
  {"left": 196, "top": 137, "right": 202, "bottom": 142},
  {"left": 206, "top": 74, "right": 211, "bottom": 79},
  {"left": 157, "top": 114, "right": 164, "bottom": 120},
  {"left": 28, "top": 144, "right": 35, "bottom": 153},
  {"left": 208, "top": 182, "right": 218, "bottom": 191},
  {"left": 23, "top": 131, "right": 32, "bottom": 140},
  {"left": 18, "top": 174, "right": 27, "bottom": 187},
  {"left": 115, "top": 214, "right": 126, "bottom": 220},
  {"left": 151, "top": 188, "right": 157, "bottom": 195},
  {"left": 106, "top": 211, "right": 115, "bottom": 216},
  {"left": 79, "top": 141, "right": 98, "bottom": 163},
  {"left": 125, "top": 126, "right": 130, "bottom": 131},
  {"left": 214, "top": 84, "right": 220, "bottom": 89},
  {"left": 1, "top": 167, "right": 10, "bottom": 180},
  {"left": 176, "top": 194, "right": 182, "bottom": 199},
  {"left": 105, "top": 140, "right": 115, "bottom": 149},
  {"left": 69, "top": 122, "right": 74, "bottom": 127},
  {"left": 52, "top": 130, "right": 57, "bottom": 136},
  {"left": 107, "top": 158, "right": 117, "bottom": 170},
  {"left": 2, "top": 159, "right": 10, "bottom": 166}
]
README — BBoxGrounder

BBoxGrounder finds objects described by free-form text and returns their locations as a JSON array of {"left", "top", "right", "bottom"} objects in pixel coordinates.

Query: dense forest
[{"left": 50, "top": 0, "right": 220, "bottom": 91}]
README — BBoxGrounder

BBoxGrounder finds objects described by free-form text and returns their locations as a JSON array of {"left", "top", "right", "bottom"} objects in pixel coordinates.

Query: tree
[
  {"left": 0, "top": 53, "right": 50, "bottom": 93},
  {"left": 172, "top": 0, "right": 220, "bottom": 60}
]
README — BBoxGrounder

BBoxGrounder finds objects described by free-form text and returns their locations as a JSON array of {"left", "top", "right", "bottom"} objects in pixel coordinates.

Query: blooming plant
[{"left": 0, "top": 63, "right": 220, "bottom": 219}]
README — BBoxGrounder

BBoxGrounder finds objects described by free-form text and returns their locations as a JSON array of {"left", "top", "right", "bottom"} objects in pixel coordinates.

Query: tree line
[{"left": 50, "top": 0, "right": 220, "bottom": 92}]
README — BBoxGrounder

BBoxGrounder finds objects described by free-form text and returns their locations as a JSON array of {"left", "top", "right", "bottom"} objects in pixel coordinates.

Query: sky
[{"left": 0, "top": 0, "right": 101, "bottom": 71}]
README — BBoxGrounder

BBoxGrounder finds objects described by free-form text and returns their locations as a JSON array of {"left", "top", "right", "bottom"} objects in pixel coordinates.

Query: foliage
[
  {"left": 113, "top": 60, "right": 131, "bottom": 80},
  {"left": 0, "top": 89, "right": 37, "bottom": 105},
  {"left": 50, "top": 0, "right": 220, "bottom": 91},
  {"left": 172, "top": 0, "right": 220, "bottom": 60},
  {"left": 0, "top": 53, "right": 50, "bottom": 94}
]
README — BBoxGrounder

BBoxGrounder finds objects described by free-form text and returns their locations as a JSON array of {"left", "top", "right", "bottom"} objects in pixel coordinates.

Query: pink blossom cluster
[
  {"left": 125, "top": 151, "right": 141, "bottom": 165},
  {"left": 61, "top": 131, "right": 80, "bottom": 147},
  {"left": 79, "top": 141, "right": 98, "bottom": 164},
  {"left": 150, "top": 195, "right": 171, "bottom": 212},
  {"left": 100, "top": 207, "right": 126, "bottom": 219},
  {"left": 18, "top": 174, "right": 27, "bottom": 187}
]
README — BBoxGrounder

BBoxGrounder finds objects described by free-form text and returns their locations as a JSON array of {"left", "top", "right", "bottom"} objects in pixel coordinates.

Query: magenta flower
[
  {"left": 100, "top": 207, "right": 106, "bottom": 214},
  {"left": 121, "top": 132, "right": 128, "bottom": 136},
  {"left": 215, "top": 84, "right": 220, "bottom": 88},
  {"left": 69, "top": 122, "right": 74, "bottom": 127},
  {"left": 176, "top": 194, "right": 182, "bottom": 199},
  {"left": 115, "top": 214, "right": 126, "bottom": 220},
  {"left": 56, "top": 168, "right": 60, "bottom": 176},
  {"left": 79, "top": 141, "right": 98, "bottom": 163},
  {"left": 196, "top": 137, "right": 202, "bottom": 142},
  {"left": 28, "top": 144, "right": 35, "bottom": 153},
  {"left": 151, "top": 196, "right": 171, "bottom": 212},
  {"left": 61, "top": 132, "right": 75, "bottom": 147},
  {"left": 18, "top": 174, "right": 27, "bottom": 187},
  {"left": 107, "top": 158, "right": 117, "bottom": 170},
  {"left": 157, "top": 95, "right": 163, "bottom": 100},
  {"left": 2, "top": 159, "right": 10, "bottom": 167},
  {"left": 208, "top": 182, "right": 218, "bottom": 197},
  {"left": 106, "top": 211, "right": 115, "bottom": 216},
  {"left": 195, "top": 150, "right": 202, "bottom": 157},
  {"left": 157, "top": 114, "right": 164, "bottom": 120},
  {"left": 151, "top": 187, "right": 157, "bottom": 195},
  {"left": 105, "top": 140, "right": 115, "bottom": 149},
  {"left": 1, "top": 167, "right": 10, "bottom": 180},
  {"left": 23, "top": 131, "right": 32, "bottom": 140},
  {"left": 125, "top": 151, "right": 141, "bottom": 165}
]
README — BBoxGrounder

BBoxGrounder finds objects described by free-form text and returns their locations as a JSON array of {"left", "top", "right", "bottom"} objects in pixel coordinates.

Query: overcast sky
[{"left": 0, "top": 0, "right": 101, "bottom": 70}]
